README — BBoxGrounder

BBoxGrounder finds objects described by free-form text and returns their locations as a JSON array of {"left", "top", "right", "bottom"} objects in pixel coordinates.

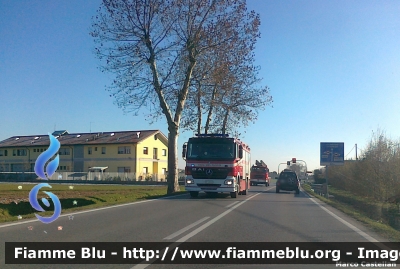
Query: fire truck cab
[
  {"left": 250, "top": 160, "right": 270, "bottom": 187},
  {"left": 182, "top": 134, "right": 251, "bottom": 198}
]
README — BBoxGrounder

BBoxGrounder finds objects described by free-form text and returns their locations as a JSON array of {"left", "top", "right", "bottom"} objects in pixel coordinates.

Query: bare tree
[
  {"left": 91, "top": 0, "right": 260, "bottom": 193},
  {"left": 200, "top": 62, "right": 272, "bottom": 135},
  {"left": 180, "top": 27, "right": 272, "bottom": 135}
]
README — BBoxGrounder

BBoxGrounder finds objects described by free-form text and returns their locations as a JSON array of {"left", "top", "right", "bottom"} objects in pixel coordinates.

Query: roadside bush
[
  {"left": 322, "top": 130, "right": 400, "bottom": 229},
  {"left": 327, "top": 129, "right": 400, "bottom": 202}
]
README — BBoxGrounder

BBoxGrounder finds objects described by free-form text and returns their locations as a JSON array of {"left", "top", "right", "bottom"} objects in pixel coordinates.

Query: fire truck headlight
[
  {"left": 224, "top": 179, "right": 233, "bottom": 185},
  {"left": 186, "top": 179, "right": 194, "bottom": 184}
]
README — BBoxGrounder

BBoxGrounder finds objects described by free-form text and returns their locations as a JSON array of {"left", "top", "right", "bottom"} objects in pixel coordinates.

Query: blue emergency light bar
[{"left": 195, "top": 133, "right": 229, "bottom": 137}]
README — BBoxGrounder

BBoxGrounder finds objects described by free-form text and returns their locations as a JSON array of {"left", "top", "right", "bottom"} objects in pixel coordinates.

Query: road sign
[{"left": 320, "top": 142, "right": 344, "bottom": 166}]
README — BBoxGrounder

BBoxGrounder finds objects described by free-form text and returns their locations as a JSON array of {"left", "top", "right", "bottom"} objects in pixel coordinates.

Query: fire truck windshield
[{"left": 187, "top": 140, "right": 235, "bottom": 160}]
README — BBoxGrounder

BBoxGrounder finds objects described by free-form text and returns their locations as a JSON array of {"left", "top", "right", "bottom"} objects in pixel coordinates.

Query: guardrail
[{"left": 311, "top": 183, "right": 327, "bottom": 196}]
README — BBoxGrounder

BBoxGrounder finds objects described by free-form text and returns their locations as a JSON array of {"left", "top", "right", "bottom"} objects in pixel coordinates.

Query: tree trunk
[
  {"left": 167, "top": 124, "right": 180, "bottom": 194},
  {"left": 221, "top": 109, "right": 229, "bottom": 134},
  {"left": 205, "top": 85, "right": 218, "bottom": 134},
  {"left": 197, "top": 83, "right": 202, "bottom": 134}
]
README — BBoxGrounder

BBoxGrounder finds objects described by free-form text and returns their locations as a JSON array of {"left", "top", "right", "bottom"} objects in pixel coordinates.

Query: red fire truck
[
  {"left": 250, "top": 160, "right": 270, "bottom": 187},
  {"left": 182, "top": 134, "right": 251, "bottom": 198}
]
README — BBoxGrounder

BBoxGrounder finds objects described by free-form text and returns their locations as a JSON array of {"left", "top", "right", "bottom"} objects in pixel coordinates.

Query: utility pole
[
  {"left": 355, "top": 143, "right": 358, "bottom": 160},
  {"left": 325, "top": 165, "right": 329, "bottom": 198}
]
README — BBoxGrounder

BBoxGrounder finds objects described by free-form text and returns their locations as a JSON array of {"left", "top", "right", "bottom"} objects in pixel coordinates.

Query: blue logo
[{"left": 29, "top": 133, "right": 62, "bottom": 224}]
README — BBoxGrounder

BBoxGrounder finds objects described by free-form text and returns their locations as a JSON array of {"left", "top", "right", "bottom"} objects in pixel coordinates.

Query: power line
[{"left": 345, "top": 144, "right": 355, "bottom": 158}]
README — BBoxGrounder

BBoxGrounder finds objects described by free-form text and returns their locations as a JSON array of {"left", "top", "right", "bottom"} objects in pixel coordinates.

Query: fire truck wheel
[
  {"left": 266, "top": 182, "right": 269, "bottom": 187},
  {"left": 190, "top": 191, "right": 199, "bottom": 198},
  {"left": 241, "top": 189, "right": 247, "bottom": 195}
]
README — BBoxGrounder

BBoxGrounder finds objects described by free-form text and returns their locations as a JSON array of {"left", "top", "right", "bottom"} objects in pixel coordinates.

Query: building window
[
  {"left": 143, "top": 167, "right": 148, "bottom": 174},
  {"left": 118, "top": 146, "right": 131, "bottom": 154},
  {"left": 153, "top": 148, "right": 158, "bottom": 159},
  {"left": 0, "top": 164, "right": 9, "bottom": 172},
  {"left": 33, "top": 149, "right": 36, "bottom": 153},
  {"left": 95, "top": 147, "right": 97, "bottom": 151},
  {"left": 58, "top": 166, "right": 69, "bottom": 171},
  {"left": 118, "top": 167, "right": 131, "bottom": 173},
  {"left": 162, "top": 149, "right": 167, "bottom": 156},
  {"left": 0, "top": 150, "right": 7, "bottom": 156},
  {"left": 162, "top": 168, "right": 167, "bottom": 175},
  {"left": 40, "top": 149, "right": 44, "bottom": 152},
  {"left": 143, "top": 147, "right": 148, "bottom": 155},
  {"left": 88, "top": 147, "right": 92, "bottom": 155},
  {"left": 13, "top": 149, "right": 27, "bottom": 156},
  {"left": 11, "top": 164, "right": 25, "bottom": 172},
  {"left": 102, "top": 147, "right": 106, "bottom": 154},
  {"left": 59, "top": 148, "right": 70, "bottom": 155}
]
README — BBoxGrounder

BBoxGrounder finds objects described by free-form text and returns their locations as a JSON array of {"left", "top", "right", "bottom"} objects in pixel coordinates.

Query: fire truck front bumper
[{"left": 185, "top": 176, "right": 236, "bottom": 193}]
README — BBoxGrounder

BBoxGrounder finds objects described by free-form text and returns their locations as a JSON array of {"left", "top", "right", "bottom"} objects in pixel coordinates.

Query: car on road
[{"left": 275, "top": 169, "right": 300, "bottom": 194}]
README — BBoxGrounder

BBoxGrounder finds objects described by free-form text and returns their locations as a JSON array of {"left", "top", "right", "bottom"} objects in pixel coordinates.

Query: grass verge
[
  {"left": 0, "top": 183, "right": 186, "bottom": 223},
  {"left": 302, "top": 183, "right": 400, "bottom": 241}
]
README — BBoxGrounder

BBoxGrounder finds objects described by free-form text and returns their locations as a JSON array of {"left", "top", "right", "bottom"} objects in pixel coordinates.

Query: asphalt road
[{"left": 0, "top": 184, "right": 388, "bottom": 269}]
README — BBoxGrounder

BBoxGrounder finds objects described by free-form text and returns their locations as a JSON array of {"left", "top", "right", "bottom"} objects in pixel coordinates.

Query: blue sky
[{"left": 1, "top": 0, "right": 399, "bottom": 172}]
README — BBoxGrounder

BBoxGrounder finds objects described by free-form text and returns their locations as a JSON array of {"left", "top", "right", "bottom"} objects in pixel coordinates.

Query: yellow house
[{"left": 0, "top": 130, "right": 168, "bottom": 181}]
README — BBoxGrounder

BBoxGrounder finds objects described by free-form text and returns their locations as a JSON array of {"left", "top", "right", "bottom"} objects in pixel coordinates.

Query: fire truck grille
[
  {"left": 197, "top": 184, "right": 221, "bottom": 188},
  {"left": 191, "top": 169, "right": 229, "bottom": 179}
]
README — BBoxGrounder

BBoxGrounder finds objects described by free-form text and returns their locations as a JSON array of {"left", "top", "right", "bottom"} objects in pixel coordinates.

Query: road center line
[
  {"left": 225, "top": 201, "right": 240, "bottom": 208},
  {"left": 131, "top": 192, "right": 261, "bottom": 269},
  {"left": 163, "top": 216, "right": 210, "bottom": 240},
  {"left": 176, "top": 193, "right": 260, "bottom": 242}
]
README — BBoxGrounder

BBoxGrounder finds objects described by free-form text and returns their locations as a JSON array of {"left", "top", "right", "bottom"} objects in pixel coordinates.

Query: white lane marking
[
  {"left": 176, "top": 193, "right": 260, "bottom": 242},
  {"left": 306, "top": 192, "right": 392, "bottom": 250},
  {"left": 0, "top": 193, "right": 188, "bottom": 229},
  {"left": 308, "top": 196, "right": 378, "bottom": 242},
  {"left": 163, "top": 216, "right": 210, "bottom": 240},
  {"left": 131, "top": 192, "right": 261, "bottom": 269},
  {"left": 225, "top": 201, "right": 240, "bottom": 208},
  {"left": 131, "top": 264, "right": 148, "bottom": 269}
]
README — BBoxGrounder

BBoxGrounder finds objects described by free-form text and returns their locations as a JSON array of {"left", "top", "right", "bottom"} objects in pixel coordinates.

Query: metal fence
[{"left": 0, "top": 171, "right": 169, "bottom": 182}]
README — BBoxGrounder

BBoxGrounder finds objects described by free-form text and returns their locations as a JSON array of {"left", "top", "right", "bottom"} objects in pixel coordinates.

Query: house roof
[{"left": 0, "top": 130, "right": 168, "bottom": 148}]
